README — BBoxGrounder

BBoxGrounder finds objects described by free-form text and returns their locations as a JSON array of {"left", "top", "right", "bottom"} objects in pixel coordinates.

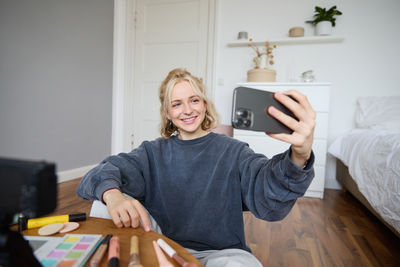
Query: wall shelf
[{"left": 227, "top": 36, "right": 344, "bottom": 47}]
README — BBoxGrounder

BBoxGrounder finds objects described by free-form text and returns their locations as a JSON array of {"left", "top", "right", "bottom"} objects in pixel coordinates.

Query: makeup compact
[{"left": 25, "top": 234, "right": 102, "bottom": 266}]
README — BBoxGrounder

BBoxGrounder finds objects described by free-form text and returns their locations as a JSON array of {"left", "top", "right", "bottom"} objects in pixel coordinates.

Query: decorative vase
[
  {"left": 247, "top": 68, "right": 276, "bottom": 82},
  {"left": 315, "top": 21, "right": 332, "bottom": 36}
]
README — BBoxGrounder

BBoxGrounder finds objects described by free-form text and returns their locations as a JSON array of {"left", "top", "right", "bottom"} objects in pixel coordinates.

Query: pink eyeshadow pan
[
  {"left": 47, "top": 250, "right": 66, "bottom": 258},
  {"left": 74, "top": 243, "right": 90, "bottom": 250}
]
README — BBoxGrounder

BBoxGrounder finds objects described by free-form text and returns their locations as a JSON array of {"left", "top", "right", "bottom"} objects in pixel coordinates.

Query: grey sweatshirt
[{"left": 77, "top": 132, "right": 314, "bottom": 251}]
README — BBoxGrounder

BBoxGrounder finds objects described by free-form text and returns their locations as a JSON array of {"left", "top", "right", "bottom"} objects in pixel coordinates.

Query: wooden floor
[{"left": 58, "top": 179, "right": 400, "bottom": 267}]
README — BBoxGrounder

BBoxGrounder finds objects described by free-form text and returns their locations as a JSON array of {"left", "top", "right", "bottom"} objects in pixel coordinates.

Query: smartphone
[{"left": 231, "top": 86, "right": 297, "bottom": 134}]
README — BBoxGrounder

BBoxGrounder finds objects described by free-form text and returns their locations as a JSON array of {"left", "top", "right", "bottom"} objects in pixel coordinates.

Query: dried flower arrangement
[{"left": 248, "top": 41, "right": 277, "bottom": 68}]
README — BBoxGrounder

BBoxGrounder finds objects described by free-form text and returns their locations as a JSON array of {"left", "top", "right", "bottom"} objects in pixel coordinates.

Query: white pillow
[{"left": 355, "top": 96, "right": 400, "bottom": 130}]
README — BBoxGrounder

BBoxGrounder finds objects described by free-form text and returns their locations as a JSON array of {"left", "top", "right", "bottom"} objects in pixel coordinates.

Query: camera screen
[{"left": 0, "top": 158, "right": 57, "bottom": 218}]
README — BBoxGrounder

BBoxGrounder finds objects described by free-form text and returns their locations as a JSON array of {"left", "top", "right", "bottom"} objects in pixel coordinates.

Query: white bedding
[{"left": 328, "top": 129, "right": 400, "bottom": 234}]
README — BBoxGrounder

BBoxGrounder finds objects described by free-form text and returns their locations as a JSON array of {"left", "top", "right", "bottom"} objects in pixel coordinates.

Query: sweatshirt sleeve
[
  {"left": 238, "top": 144, "right": 315, "bottom": 221},
  {"left": 76, "top": 143, "right": 148, "bottom": 202}
]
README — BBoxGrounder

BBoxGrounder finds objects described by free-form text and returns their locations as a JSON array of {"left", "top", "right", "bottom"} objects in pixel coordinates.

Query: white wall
[{"left": 214, "top": 0, "right": 400, "bottom": 189}]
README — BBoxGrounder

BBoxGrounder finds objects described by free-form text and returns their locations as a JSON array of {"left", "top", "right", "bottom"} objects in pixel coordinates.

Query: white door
[{"left": 132, "top": 0, "right": 212, "bottom": 148}]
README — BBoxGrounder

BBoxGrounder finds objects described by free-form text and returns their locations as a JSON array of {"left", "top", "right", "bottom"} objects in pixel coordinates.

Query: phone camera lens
[
  {"left": 244, "top": 119, "right": 251, "bottom": 127},
  {"left": 236, "top": 109, "right": 248, "bottom": 118}
]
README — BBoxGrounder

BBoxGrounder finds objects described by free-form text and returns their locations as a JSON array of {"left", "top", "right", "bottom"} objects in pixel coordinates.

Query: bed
[{"left": 328, "top": 96, "right": 400, "bottom": 237}]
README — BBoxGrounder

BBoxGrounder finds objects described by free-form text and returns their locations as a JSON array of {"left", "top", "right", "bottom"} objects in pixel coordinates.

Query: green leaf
[
  {"left": 327, "top": 6, "right": 337, "bottom": 13},
  {"left": 315, "top": 6, "right": 324, "bottom": 13}
]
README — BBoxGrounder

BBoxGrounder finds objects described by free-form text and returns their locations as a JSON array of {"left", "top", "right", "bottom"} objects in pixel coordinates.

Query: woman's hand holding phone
[{"left": 267, "top": 90, "right": 316, "bottom": 168}]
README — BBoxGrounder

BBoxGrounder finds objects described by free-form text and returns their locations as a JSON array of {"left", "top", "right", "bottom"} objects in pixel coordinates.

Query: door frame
[{"left": 111, "top": 0, "right": 219, "bottom": 154}]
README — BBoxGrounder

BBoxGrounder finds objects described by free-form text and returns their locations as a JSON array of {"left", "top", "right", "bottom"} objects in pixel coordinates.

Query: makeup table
[{"left": 20, "top": 217, "right": 202, "bottom": 266}]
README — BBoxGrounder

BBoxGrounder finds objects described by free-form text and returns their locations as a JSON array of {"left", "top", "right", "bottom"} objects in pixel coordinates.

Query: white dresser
[{"left": 233, "top": 82, "right": 330, "bottom": 198}]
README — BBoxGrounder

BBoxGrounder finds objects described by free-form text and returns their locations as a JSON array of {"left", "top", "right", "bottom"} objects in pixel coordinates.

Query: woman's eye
[
  {"left": 172, "top": 103, "right": 180, "bottom": 108},
  {"left": 192, "top": 98, "right": 200, "bottom": 103}
]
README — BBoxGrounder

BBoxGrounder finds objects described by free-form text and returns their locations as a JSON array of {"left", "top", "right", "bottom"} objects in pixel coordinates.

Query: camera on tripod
[{"left": 0, "top": 157, "right": 58, "bottom": 266}]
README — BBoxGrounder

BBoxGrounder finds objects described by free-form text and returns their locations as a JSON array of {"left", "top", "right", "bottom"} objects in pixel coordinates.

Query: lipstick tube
[{"left": 108, "top": 236, "right": 120, "bottom": 267}]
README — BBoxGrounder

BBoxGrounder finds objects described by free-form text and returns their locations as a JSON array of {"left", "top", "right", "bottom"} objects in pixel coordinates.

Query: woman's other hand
[
  {"left": 153, "top": 241, "right": 174, "bottom": 267},
  {"left": 267, "top": 90, "right": 316, "bottom": 168},
  {"left": 102, "top": 189, "right": 151, "bottom": 231}
]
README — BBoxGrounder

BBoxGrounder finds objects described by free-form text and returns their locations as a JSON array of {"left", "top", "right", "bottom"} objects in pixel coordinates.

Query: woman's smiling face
[{"left": 167, "top": 81, "right": 208, "bottom": 140}]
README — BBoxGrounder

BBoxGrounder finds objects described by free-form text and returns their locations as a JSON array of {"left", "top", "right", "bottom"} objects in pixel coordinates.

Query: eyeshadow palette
[{"left": 25, "top": 234, "right": 102, "bottom": 267}]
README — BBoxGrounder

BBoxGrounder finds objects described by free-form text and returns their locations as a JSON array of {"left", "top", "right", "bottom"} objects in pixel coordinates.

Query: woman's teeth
[{"left": 182, "top": 117, "right": 195, "bottom": 122}]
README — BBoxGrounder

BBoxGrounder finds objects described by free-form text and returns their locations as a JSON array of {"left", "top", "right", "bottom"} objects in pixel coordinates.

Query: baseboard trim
[
  {"left": 57, "top": 164, "right": 96, "bottom": 183},
  {"left": 324, "top": 177, "right": 342, "bottom": 190}
]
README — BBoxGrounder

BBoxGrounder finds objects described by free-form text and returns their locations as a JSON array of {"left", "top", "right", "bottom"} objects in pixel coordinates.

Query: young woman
[{"left": 77, "top": 68, "right": 316, "bottom": 266}]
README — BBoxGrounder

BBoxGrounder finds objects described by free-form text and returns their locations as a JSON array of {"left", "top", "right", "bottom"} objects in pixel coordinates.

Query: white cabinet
[{"left": 233, "top": 82, "right": 330, "bottom": 198}]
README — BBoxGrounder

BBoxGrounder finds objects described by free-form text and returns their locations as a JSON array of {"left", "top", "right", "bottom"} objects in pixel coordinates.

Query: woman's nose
[{"left": 183, "top": 103, "right": 192, "bottom": 114}]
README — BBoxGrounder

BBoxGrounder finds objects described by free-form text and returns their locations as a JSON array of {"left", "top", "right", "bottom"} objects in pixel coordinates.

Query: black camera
[
  {"left": 0, "top": 158, "right": 57, "bottom": 218},
  {"left": 0, "top": 157, "right": 58, "bottom": 266}
]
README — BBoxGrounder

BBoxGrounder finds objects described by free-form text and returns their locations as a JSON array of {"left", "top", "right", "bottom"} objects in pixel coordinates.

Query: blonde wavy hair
[{"left": 159, "top": 68, "right": 220, "bottom": 138}]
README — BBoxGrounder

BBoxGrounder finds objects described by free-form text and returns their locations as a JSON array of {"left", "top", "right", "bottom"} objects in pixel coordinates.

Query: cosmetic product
[
  {"left": 157, "top": 238, "right": 197, "bottom": 267},
  {"left": 128, "top": 235, "right": 143, "bottom": 267},
  {"left": 59, "top": 222, "right": 80, "bottom": 233},
  {"left": 38, "top": 223, "right": 65, "bottom": 236},
  {"left": 108, "top": 236, "right": 120, "bottom": 267},
  {"left": 18, "top": 213, "right": 26, "bottom": 232},
  {"left": 21, "top": 213, "right": 86, "bottom": 230},
  {"left": 25, "top": 234, "right": 102, "bottom": 266},
  {"left": 90, "top": 234, "right": 112, "bottom": 267}
]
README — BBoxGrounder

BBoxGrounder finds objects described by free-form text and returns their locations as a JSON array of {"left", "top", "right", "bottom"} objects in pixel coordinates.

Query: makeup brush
[{"left": 128, "top": 236, "right": 143, "bottom": 267}]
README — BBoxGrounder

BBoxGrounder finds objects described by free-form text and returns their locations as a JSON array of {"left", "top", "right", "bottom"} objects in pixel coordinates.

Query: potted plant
[{"left": 306, "top": 6, "right": 342, "bottom": 36}]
